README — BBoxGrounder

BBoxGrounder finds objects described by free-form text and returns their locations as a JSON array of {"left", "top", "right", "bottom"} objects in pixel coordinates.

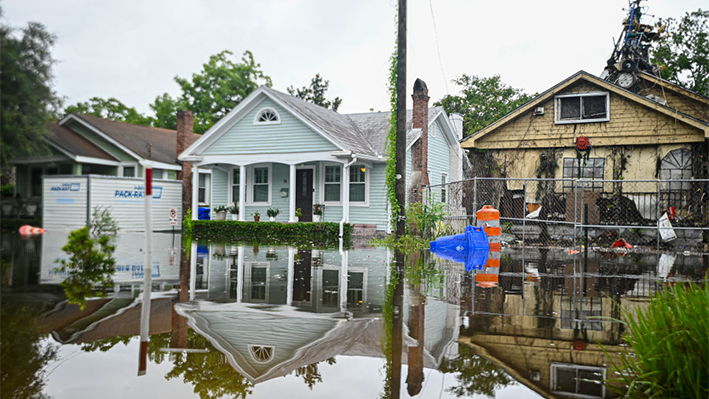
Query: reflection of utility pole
[
  {"left": 138, "top": 162, "right": 154, "bottom": 376},
  {"left": 406, "top": 253, "right": 425, "bottom": 396},
  {"left": 391, "top": 250, "right": 405, "bottom": 399}
]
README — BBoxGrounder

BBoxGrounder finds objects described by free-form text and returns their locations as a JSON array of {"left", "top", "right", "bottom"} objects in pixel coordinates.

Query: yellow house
[{"left": 460, "top": 70, "right": 709, "bottom": 225}]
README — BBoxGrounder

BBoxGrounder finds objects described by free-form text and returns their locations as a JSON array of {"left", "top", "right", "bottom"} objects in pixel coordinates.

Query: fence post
[
  {"left": 472, "top": 178, "right": 478, "bottom": 225},
  {"left": 573, "top": 179, "right": 578, "bottom": 249},
  {"left": 523, "top": 181, "right": 527, "bottom": 245},
  {"left": 656, "top": 180, "right": 661, "bottom": 253}
]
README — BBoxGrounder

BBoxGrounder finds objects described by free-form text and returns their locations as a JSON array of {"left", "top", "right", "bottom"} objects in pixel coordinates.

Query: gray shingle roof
[
  {"left": 46, "top": 122, "right": 118, "bottom": 161},
  {"left": 263, "top": 86, "right": 447, "bottom": 158}
]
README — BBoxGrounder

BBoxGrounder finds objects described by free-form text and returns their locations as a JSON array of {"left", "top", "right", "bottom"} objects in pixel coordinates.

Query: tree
[
  {"left": 652, "top": 9, "right": 709, "bottom": 96},
  {"left": 434, "top": 75, "right": 535, "bottom": 137},
  {"left": 0, "top": 20, "right": 60, "bottom": 170},
  {"left": 152, "top": 50, "right": 271, "bottom": 133},
  {"left": 65, "top": 97, "right": 154, "bottom": 126},
  {"left": 287, "top": 73, "right": 342, "bottom": 112}
]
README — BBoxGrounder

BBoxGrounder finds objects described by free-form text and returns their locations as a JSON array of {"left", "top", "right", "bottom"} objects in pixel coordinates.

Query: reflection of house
[
  {"left": 179, "top": 80, "right": 464, "bottom": 229},
  {"left": 460, "top": 71, "right": 709, "bottom": 223}
]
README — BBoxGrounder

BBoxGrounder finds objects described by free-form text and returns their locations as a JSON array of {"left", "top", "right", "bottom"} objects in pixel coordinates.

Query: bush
[
  {"left": 607, "top": 281, "right": 708, "bottom": 398},
  {"left": 192, "top": 220, "right": 351, "bottom": 247}
]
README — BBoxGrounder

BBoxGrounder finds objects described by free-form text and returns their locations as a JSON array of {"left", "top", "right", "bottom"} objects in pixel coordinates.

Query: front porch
[{"left": 190, "top": 158, "right": 388, "bottom": 231}]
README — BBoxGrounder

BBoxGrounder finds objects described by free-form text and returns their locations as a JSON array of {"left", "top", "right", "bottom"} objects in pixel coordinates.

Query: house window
[
  {"left": 123, "top": 166, "right": 135, "bottom": 177},
  {"left": 441, "top": 173, "right": 448, "bottom": 203},
  {"left": 322, "top": 270, "right": 339, "bottom": 307},
  {"left": 324, "top": 165, "right": 341, "bottom": 202},
  {"left": 252, "top": 166, "right": 269, "bottom": 203},
  {"left": 555, "top": 93, "right": 609, "bottom": 123},
  {"left": 550, "top": 363, "right": 605, "bottom": 398},
  {"left": 347, "top": 272, "right": 364, "bottom": 310},
  {"left": 198, "top": 173, "right": 211, "bottom": 204},
  {"left": 660, "top": 148, "right": 692, "bottom": 192},
  {"left": 232, "top": 168, "right": 241, "bottom": 202},
  {"left": 250, "top": 264, "right": 267, "bottom": 300},
  {"left": 350, "top": 165, "right": 366, "bottom": 203},
  {"left": 563, "top": 158, "right": 604, "bottom": 191},
  {"left": 254, "top": 108, "right": 280, "bottom": 124},
  {"left": 249, "top": 345, "right": 275, "bottom": 363},
  {"left": 152, "top": 169, "right": 164, "bottom": 179}
]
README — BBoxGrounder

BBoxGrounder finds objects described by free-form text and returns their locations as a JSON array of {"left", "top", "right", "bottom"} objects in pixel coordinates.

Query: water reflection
[{"left": 1, "top": 230, "right": 707, "bottom": 398}]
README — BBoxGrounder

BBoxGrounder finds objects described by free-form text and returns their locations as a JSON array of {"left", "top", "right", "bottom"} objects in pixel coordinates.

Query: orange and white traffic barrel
[
  {"left": 476, "top": 205, "right": 501, "bottom": 286},
  {"left": 19, "top": 225, "right": 47, "bottom": 235}
]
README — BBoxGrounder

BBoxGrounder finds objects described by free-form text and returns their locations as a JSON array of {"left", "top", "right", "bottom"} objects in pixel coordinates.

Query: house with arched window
[
  {"left": 460, "top": 70, "right": 709, "bottom": 225},
  {"left": 178, "top": 80, "right": 465, "bottom": 232}
]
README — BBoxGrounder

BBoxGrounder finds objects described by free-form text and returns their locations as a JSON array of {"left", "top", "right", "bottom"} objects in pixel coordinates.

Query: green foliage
[
  {"left": 57, "top": 227, "right": 116, "bottom": 310},
  {"left": 440, "top": 344, "right": 514, "bottom": 397},
  {"left": 152, "top": 50, "right": 271, "bottom": 133},
  {"left": 385, "top": 49, "right": 400, "bottom": 229},
  {"left": 1, "top": 183, "right": 14, "bottom": 197},
  {"left": 370, "top": 234, "right": 430, "bottom": 253},
  {"left": 0, "top": 297, "right": 58, "bottom": 399},
  {"left": 183, "top": 209, "right": 193, "bottom": 237},
  {"left": 87, "top": 206, "right": 120, "bottom": 236},
  {"left": 435, "top": 74, "right": 535, "bottom": 137},
  {"left": 0, "top": 20, "right": 60, "bottom": 168},
  {"left": 652, "top": 9, "right": 709, "bottom": 96},
  {"left": 605, "top": 281, "right": 709, "bottom": 398},
  {"left": 406, "top": 201, "right": 446, "bottom": 238},
  {"left": 287, "top": 73, "right": 342, "bottom": 112},
  {"left": 64, "top": 97, "right": 154, "bottom": 126},
  {"left": 213, "top": 205, "right": 227, "bottom": 213},
  {"left": 266, "top": 208, "right": 280, "bottom": 217},
  {"left": 191, "top": 220, "right": 351, "bottom": 247},
  {"left": 312, "top": 204, "right": 323, "bottom": 216},
  {"left": 293, "top": 359, "right": 336, "bottom": 390}
]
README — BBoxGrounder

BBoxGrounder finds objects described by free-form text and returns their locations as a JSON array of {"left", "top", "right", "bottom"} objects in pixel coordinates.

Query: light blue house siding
[
  {"left": 211, "top": 169, "right": 228, "bottom": 216},
  {"left": 349, "top": 163, "right": 388, "bottom": 230},
  {"left": 203, "top": 98, "right": 339, "bottom": 155},
  {"left": 427, "top": 120, "right": 452, "bottom": 203}
]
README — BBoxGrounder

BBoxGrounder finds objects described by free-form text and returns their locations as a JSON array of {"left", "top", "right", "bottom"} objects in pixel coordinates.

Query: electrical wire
[{"left": 428, "top": 0, "right": 449, "bottom": 95}]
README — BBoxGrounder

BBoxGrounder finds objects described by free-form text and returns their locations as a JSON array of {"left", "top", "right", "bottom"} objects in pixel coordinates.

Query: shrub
[
  {"left": 606, "top": 281, "right": 708, "bottom": 398},
  {"left": 192, "top": 220, "right": 351, "bottom": 247}
]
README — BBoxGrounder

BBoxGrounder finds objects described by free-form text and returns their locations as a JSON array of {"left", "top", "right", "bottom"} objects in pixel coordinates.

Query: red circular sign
[{"left": 576, "top": 136, "right": 590, "bottom": 151}]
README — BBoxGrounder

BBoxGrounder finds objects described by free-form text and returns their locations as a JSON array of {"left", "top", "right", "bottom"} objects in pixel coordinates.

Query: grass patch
[{"left": 606, "top": 280, "right": 708, "bottom": 398}]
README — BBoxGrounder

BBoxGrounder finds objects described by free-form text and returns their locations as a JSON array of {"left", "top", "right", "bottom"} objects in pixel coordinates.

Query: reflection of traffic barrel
[
  {"left": 476, "top": 206, "right": 500, "bottom": 287},
  {"left": 19, "top": 225, "right": 47, "bottom": 235}
]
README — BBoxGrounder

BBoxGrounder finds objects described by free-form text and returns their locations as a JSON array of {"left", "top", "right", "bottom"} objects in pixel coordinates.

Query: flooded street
[{"left": 2, "top": 230, "right": 707, "bottom": 398}]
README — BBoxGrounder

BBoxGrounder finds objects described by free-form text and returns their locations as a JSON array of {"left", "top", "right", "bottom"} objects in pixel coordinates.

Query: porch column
[
  {"left": 239, "top": 165, "right": 246, "bottom": 221},
  {"left": 343, "top": 164, "right": 351, "bottom": 223},
  {"left": 289, "top": 164, "right": 296, "bottom": 222},
  {"left": 236, "top": 245, "right": 244, "bottom": 303},
  {"left": 339, "top": 248, "right": 349, "bottom": 313},
  {"left": 191, "top": 164, "right": 199, "bottom": 220},
  {"left": 286, "top": 247, "right": 295, "bottom": 306}
]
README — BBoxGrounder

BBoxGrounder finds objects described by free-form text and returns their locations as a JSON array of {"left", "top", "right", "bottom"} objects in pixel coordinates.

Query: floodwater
[{"left": 1, "top": 230, "right": 707, "bottom": 399}]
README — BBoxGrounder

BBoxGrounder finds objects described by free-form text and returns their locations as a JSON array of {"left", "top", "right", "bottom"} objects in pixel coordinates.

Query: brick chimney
[
  {"left": 409, "top": 78, "right": 430, "bottom": 203},
  {"left": 176, "top": 110, "right": 194, "bottom": 219}
]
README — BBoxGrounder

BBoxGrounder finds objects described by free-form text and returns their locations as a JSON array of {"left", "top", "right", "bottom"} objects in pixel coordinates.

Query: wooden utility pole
[{"left": 395, "top": 0, "right": 407, "bottom": 237}]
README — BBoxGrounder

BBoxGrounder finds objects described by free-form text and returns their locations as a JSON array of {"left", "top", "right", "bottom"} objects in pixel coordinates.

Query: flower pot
[
  {"left": 229, "top": 213, "right": 238, "bottom": 220},
  {"left": 269, "top": 216, "right": 276, "bottom": 222},
  {"left": 254, "top": 215, "right": 260, "bottom": 222},
  {"left": 216, "top": 211, "right": 226, "bottom": 220},
  {"left": 295, "top": 216, "right": 299, "bottom": 222},
  {"left": 313, "top": 214, "right": 321, "bottom": 222}
]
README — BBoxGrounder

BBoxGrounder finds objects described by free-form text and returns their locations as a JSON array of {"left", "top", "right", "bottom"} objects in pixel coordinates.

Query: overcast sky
[{"left": 3, "top": 0, "right": 705, "bottom": 117}]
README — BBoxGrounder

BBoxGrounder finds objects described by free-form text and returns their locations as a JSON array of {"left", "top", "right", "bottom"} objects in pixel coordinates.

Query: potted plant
[
  {"left": 252, "top": 211, "right": 260, "bottom": 222},
  {"left": 313, "top": 204, "right": 324, "bottom": 222},
  {"left": 227, "top": 202, "right": 239, "bottom": 220},
  {"left": 295, "top": 208, "right": 302, "bottom": 222},
  {"left": 267, "top": 208, "right": 280, "bottom": 221},
  {"left": 214, "top": 205, "right": 227, "bottom": 220}
]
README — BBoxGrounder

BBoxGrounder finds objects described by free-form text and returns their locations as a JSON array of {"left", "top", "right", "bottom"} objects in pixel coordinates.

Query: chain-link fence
[{"left": 426, "top": 177, "right": 709, "bottom": 252}]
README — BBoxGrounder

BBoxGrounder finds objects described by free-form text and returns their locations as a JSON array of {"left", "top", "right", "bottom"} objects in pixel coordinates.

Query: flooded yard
[{"left": 2, "top": 230, "right": 707, "bottom": 398}]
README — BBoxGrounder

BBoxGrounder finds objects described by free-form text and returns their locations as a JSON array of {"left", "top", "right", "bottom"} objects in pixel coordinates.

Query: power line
[{"left": 429, "top": 0, "right": 449, "bottom": 95}]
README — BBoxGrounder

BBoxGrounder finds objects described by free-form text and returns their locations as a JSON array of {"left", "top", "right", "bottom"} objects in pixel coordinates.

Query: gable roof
[
  {"left": 182, "top": 86, "right": 456, "bottom": 161},
  {"left": 461, "top": 70, "right": 709, "bottom": 148},
  {"left": 63, "top": 113, "right": 200, "bottom": 166},
  {"left": 46, "top": 122, "right": 118, "bottom": 162},
  {"left": 637, "top": 71, "right": 709, "bottom": 106}
]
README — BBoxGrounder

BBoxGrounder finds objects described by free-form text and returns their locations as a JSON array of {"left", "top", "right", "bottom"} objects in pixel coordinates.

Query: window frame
[
  {"left": 121, "top": 164, "right": 137, "bottom": 177},
  {"left": 550, "top": 362, "right": 606, "bottom": 398},
  {"left": 349, "top": 164, "right": 369, "bottom": 206},
  {"left": 230, "top": 168, "right": 241, "bottom": 204},
  {"left": 563, "top": 158, "right": 605, "bottom": 192},
  {"left": 321, "top": 163, "right": 342, "bottom": 205},
  {"left": 441, "top": 172, "right": 448, "bottom": 203},
  {"left": 198, "top": 171, "right": 212, "bottom": 205},
  {"left": 555, "top": 92, "right": 610, "bottom": 124},
  {"left": 249, "top": 164, "right": 271, "bottom": 205},
  {"left": 253, "top": 107, "right": 281, "bottom": 125}
]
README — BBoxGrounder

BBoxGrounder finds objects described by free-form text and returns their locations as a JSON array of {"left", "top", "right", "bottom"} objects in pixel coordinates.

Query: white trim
[
  {"left": 73, "top": 156, "right": 121, "bottom": 166},
  {"left": 295, "top": 165, "right": 316, "bottom": 219},
  {"left": 440, "top": 172, "right": 448, "bottom": 203},
  {"left": 554, "top": 92, "right": 610, "bottom": 124},
  {"left": 11, "top": 155, "right": 70, "bottom": 164},
  {"left": 550, "top": 362, "right": 606, "bottom": 398},
  {"left": 248, "top": 164, "right": 271, "bottom": 205},
  {"left": 120, "top": 163, "right": 138, "bottom": 177},
  {"left": 252, "top": 107, "right": 281, "bottom": 125}
]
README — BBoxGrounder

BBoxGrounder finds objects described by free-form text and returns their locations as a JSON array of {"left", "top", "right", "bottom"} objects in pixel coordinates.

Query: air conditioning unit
[{"left": 533, "top": 107, "right": 545, "bottom": 116}]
